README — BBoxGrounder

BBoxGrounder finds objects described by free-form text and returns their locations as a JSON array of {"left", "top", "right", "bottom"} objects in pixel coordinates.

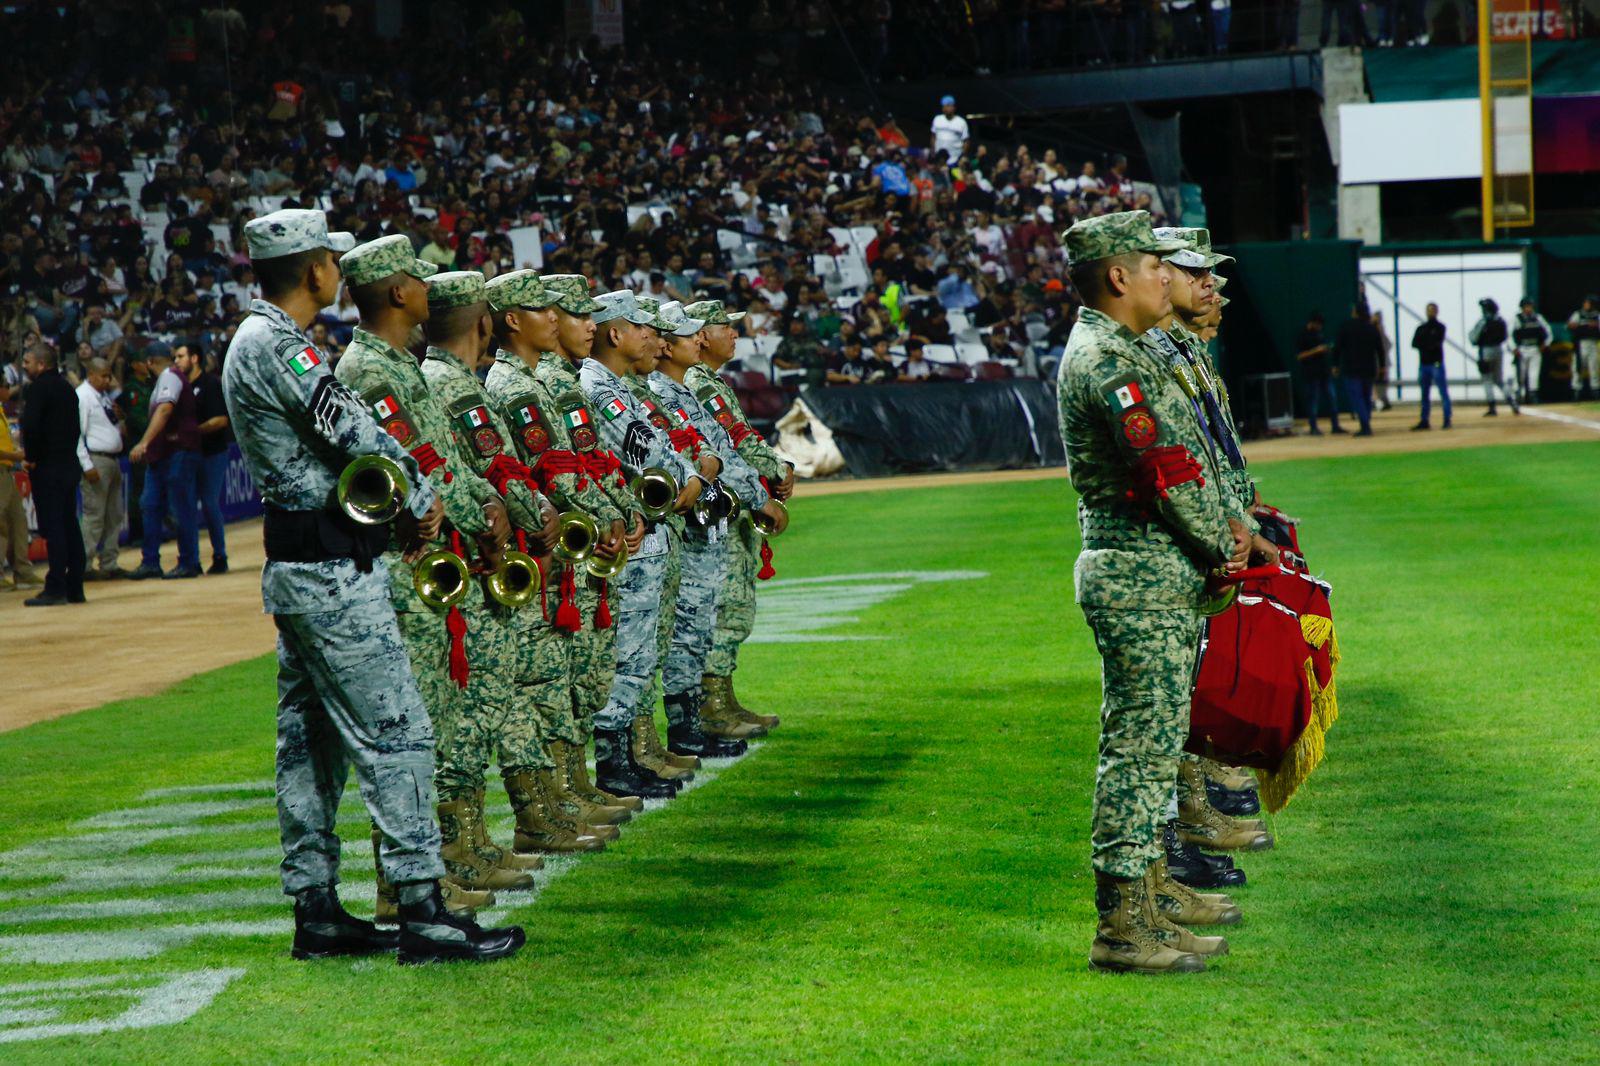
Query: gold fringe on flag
[{"left": 1257, "top": 615, "right": 1341, "bottom": 813}]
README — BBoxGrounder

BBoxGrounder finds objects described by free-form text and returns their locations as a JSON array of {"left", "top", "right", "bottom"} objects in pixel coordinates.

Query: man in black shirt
[
  {"left": 19, "top": 345, "right": 85, "bottom": 605},
  {"left": 1295, "top": 311, "right": 1344, "bottom": 435},
  {"left": 1411, "top": 302, "right": 1451, "bottom": 430},
  {"left": 1334, "top": 302, "right": 1381, "bottom": 436},
  {"left": 193, "top": 345, "right": 233, "bottom": 574}
]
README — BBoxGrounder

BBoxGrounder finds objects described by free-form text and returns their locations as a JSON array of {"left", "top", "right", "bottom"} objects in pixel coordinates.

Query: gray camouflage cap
[
  {"left": 484, "top": 269, "right": 554, "bottom": 312},
  {"left": 244, "top": 208, "right": 355, "bottom": 260},
  {"left": 1213, "top": 274, "right": 1229, "bottom": 292},
  {"left": 426, "top": 270, "right": 487, "bottom": 309},
  {"left": 1162, "top": 226, "right": 1234, "bottom": 268},
  {"left": 1062, "top": 210, "right": 1185, "bottom": 267},
  {"left": 339, "top": 234, "right": 438, "bottom": 286},
  {"left": 540, "top": 274, "right": 605, "bottom": 314},
  {"left": 593, "top": 289, "right": 658, "bottom": 326},
  {"left": 656, "top": 301, "right": 707, "bottom": 337},
  {"left": 681, "top": 299, "right": 745, "bottom": 325},
  {"left": 1152, "top": 227, "right": 1209, "bottom": 270}
]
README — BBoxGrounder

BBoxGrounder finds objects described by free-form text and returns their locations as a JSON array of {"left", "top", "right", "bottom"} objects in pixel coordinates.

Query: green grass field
[{"left": 4, "top": 440, "right": 1600, "bottom": 1062}]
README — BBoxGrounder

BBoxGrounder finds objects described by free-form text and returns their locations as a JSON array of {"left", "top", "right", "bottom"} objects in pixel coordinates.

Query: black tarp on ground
[{"left": 799, "top": 380, "right": 1064, "bottom": 477}]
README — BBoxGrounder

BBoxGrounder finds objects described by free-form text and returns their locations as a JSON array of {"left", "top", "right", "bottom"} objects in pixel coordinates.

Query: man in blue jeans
[
  {"left": 127, "top": 344, "right": 202, "bottom": 579},
  {"left": 1411, "top": 303, "right": 1452, "bottom": 430},
  {"left": 1295, "top": 311, "right": 1345, "bottom": 435},
  {"left": 193, "top": 346, "right": 233, "bottom": 573},
  {"left": 1334, "top": 302, "right": 1380, "bottom": 437}
]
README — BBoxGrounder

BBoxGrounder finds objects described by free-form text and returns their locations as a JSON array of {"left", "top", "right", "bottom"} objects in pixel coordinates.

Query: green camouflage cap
[
  {"left": 1062, "top": 210, "right": 1185, "bottom": 267},
  {"left": 1168, "top": 226, "right": 1234, "bottom": 268},
  {"left": 1213, "top": 274, "right": 1229, "bottom": 292},
  {"left": 339, "top": 234, "right": 438, "bottom": 286},
  {"left": 656, "top": 301, "right": 707, "bottom": 337},
  {"left": 593, "top": 289, "right": 658, "bottom": 326},
  {"left": 635, "top": 295, "right": 663, "bottom": 315},
  {"left": 244, "top": 208, "right": 355, "bottom": 260},
  {"left": 540, "top": 273, "right": 605, "bottom": 314},
  {"left": 1218, "top": 296, "right": 1231, "bottom": 308},
  {"left": 682, "top": 299, "right": 745, "bottom": 325},
  {"left": 484, "top": 269, "right": 554, "bottom": 313},
  {"left": 426, "top": 270, "right": 488, "bottom": 309}
]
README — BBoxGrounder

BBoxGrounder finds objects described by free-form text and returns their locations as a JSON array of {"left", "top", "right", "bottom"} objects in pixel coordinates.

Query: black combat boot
[
  {"left": 1163, "top": 821, "right": 1246, "bottom": 889},
  {"left": 1205, "top": 779, "right": 1262, "bottom": 817},
  {"left": 665, "top": 691, "right": 747, "bottom": 759},
  {"left": 291, "top": 885, "right": 399, "bottom": 960},
  {"left": 397, "top": 882, "right": 525, "bottom": 965},
  {"left": 594, "top": 727, "right": 676, "bottom": 800}
]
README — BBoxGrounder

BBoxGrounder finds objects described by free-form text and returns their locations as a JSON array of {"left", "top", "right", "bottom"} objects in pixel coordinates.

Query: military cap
[
  {"left": 1159, "top": 226, "right": 1235, "bottom": 268},
  {"left": 1213, "top": 274, "right": 1229, "bottom": 292},
  {"left": 540, "top": 273, "right": 605, "bottom": 314},
  {"left": 635, "top": 295, "right": 663, "bottom": 315},
  {"left": 1218, "top": 296, "right": 1231, "bottom": 308},
  {"left": 656, "top": 301, "right": 707, "bottom": 337},
  {"left": 682, "top": 299, "right": 745, "bottom": 325},
  {"left": 339, "top": 234, "right": 438, "bottom": 287},
  {"left": 485, "top": 269, "right": 554, "bottom": 313},
  {"left": 244, "top": 208, "right": 355, "bottom": 260},
  {"left": 1062, "top": 210, "right": 1185, "bottom": 267},
  {"left": 592, "top": 290, "right": 658, "bottom": 326},
  {"left": 426, "top": 270, "right": 487, "bottom": 309}
]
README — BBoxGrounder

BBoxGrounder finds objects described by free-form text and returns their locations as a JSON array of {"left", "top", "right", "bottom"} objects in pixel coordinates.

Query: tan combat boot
[
  {"left": 1199, "top": 757, "right": 1256, "bottom": 792},
  {"left": 440, "top": 797, "right": 536, "bottom": 892},
  {"left": 1089, "top": 870, "right": 1206, "bottom": 974},
  {"left": 539, "top": 768, "right": 621, "bottom": 841},
  {"left": 639, "top": 711, "right": 699, "bottom": 770},
  {"left": 700, "top": 677, "right": 763, "bottom": 740},
  {"left": 475, "top": 788, "right": 543, "bottom": 872},
  {"left": 724, "top": 673, "right": 779, "bottom": 731},
  {"left": 370, "top": 825, "right": 491, "bottom": 924},
  {"left": 559, "top": 739, "right": 643, "bottom": 812},
  {"left": 1148, "top": 856, "right": 1242, "bottom": 926},
  {"left": 1177, "top": 762, "right": 1275, "bottom": 852},
  {"left": 549, "top": 751, "right": 633, "bottom": 826},
  {"left": 632, "top": 716, "right": 695, "bottom": 782},
  {"left": 1144, "top": 866, "right": 1230, "bottom": 957},
  {"left": 504, "top": 770, "right": 607, "bottom": 854}
]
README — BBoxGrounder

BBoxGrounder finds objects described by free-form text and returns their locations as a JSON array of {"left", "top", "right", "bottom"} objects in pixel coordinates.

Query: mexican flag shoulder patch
[
  {"left": 286, "top": 346, "right": 322, "bottom": 376},
  {"left": 1103, "top": 376, "right": 1145, "bottom": 414},
  {"left": 601, "top": 397, "right": 628, "bottom": 421}
]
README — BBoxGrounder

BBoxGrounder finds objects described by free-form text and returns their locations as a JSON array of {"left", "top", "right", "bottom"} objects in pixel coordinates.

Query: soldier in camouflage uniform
[
  {"left": 649, "top": 301, "right": 773, "bottom": 752},
  {"left": 683, "top": 299, "right": 795, "bottom": 736},
  {"left": 1057, "top": 211, "right": 1251, "bottom": 974},
  {"left": 224, "top": 210, "right": 521, "bottom": 965},
  {"left": 332, "top": 236, "right": 539, "bottom": 895},
  {"left": 580, "top": 290, "right": 712, "bottom": 796},
  {"left": 483, "top": 269, "right": 638, "bottom": 837},
  {"left": 422, "top": 272, "right": 631, "bottom": 855}
]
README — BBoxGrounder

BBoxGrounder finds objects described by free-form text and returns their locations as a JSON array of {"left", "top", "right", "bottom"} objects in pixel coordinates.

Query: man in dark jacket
[
  {"left": 1335, "top": 302, "right": 1381, "bottom": 436},
  {"left": 19, "top": 344, "right": 86, "bottom": 605}
]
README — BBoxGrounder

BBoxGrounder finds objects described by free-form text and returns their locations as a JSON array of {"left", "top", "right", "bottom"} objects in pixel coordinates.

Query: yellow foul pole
[{"left": 1478, "top": 0, "right": 1495, "bottom": 243}]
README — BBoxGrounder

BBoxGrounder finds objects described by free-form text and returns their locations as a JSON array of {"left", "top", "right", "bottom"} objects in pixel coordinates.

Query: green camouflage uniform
[
  {"left": 482, "top": 272, "right": 624, "bottom": 745},
  {"left": 333, "top": 237, "right": 504, "bottom": 805},
  {"left": 683, "top": 300, "right": 790, "bottom": 680},
  {"left": 221, "top": 210, "right": 446, "bottom": 895},
  {"left": 1057, "top": 212, "right": 1237, "bottom": 880}
]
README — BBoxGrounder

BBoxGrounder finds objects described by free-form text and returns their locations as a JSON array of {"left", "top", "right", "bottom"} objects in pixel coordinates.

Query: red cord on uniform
[
  {"left": 595, "top": 578, "right": 612, "bottom": 629},
  {"left": 554, "top": 565, "right": 581, "bottom": 633},
  {"left": 445, "top": 605, "right": 470, "bottom": 688},
  {"left": 757, "top": 537, "right": 776, "bottom": 580}
]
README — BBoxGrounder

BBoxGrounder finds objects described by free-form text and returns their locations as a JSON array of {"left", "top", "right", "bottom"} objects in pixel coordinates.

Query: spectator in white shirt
[
  {"left": 76, "top": 357, "right": 127, "bottom": 578},
  {"left": 930, "top": 95, "right": 970, "bottom": 163}
]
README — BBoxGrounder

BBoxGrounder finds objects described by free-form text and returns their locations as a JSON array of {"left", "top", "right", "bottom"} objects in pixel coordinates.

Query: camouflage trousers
[
  {"left": 663, "top": 528, "right": 726, "bottom": 712},
  {"left": 571, "top": 569, "right": 621, "bottom": 735},
  {"left": 1082, "top": 605, "right": 1202, "bottom": 879},
  {"left": 707, "top": 519, "right": 761, "bottom": 677},
  {"left": 499, "top": 572, "right": 568, "bottom": 772},
  {"left": 274, "top": 604, "right": 444, "bottom": 894},
  {"left": 596, "top": 527, "right": 670, "bottom": 733},
  {"left": 396, "top": 589, "right": 505, "bottom": 804}
]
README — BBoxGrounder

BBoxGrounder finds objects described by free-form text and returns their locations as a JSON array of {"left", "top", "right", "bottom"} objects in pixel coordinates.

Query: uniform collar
[
  {"left": 424, "top": 345, "right": 471, "bottom": 374},
  {"left": 495, "top": 347, "right": 538, "bottom": 380},
  {"left": 1075, "top": 306, "right": 1141, "bottom": 344},
  {"left": 585, "top": 358, "right": 622, "bottom": 385},
  {"left": 248, "top": 299, "right": 305, "bottom": 336},
  {"left": 350, "top": 326, "right": 411, "bottom": 363}
]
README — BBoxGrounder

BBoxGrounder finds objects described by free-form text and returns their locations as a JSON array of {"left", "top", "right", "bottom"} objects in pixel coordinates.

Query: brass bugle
[
  {"left": 631, "top": 467, "right": 678, "bottom": 520},
  {"left": 337, "top": 454, "right": 408, "bottom": 525},
  {"left": 587, "top": 540, "right": 628, "bottom": 580},
  {"left": 721, "top": 484, "right": 743, "bottom": 523},
  {"left": 750, "top": 498, "right": 787, "bottom": 537},
  {"left": 486, "top": 550, "right": 540, "bottom": 609},
  {"left": 552, "top": 510, "right": 600, "bottom": 564},
  {"left": 692, "top": 480, "right": 735, "bottom": 526},
  {"left": 414, "top": 548, "right": 471, "bottom": 609}
]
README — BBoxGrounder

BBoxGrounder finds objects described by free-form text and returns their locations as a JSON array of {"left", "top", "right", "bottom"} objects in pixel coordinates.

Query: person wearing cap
[
  {"left": 536, "top": 273, "right": 650, "bottom": 766},
  {"left": 419, "top": 270, "right": 625, "bottom": 853},
  {"left": 482, "top": 270, "right": 641, "bottom": 822},
  {"left": 335, "top": 237, "right": 570, "bottom": 891},
  {"left": 1468, "top": 297, "right": 1518, "bottom": 416},
  {"left": 1510, "top": 297, "right": 1551, "bottom": 404},
  {"left": 684, "top": 298, "right": 795, "bottom": 735},
  {"left": 1058, "top": 210, "right": 1249, "bottom": 975},
  {"left": 224, "top": 209, "right": 522, "bottom": 964},
  {"left": 648, "top": 301, "right": 774, "bottom": 748},
  {"left": 581, "top": 290, "right": 712, "bottom": 797},
  {"left": 1567, "top": 294, "right": 1600, "bottom": 400},
  {"left": 931, "top": 95, "right": 969, "bottom": 164}
]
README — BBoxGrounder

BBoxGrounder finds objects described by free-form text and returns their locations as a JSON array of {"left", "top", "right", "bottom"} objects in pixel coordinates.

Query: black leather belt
[{"left": 263, "top": 505, "right": 390, "bottom": 573}]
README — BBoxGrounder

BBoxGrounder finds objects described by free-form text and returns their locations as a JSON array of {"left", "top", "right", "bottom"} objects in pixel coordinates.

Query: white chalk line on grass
[{"left": 0, "top": 970, "right": 246, "bottom": 1044}]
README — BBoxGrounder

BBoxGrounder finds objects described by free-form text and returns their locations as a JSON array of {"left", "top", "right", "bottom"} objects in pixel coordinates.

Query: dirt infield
[{"left": 3, "top": 402, "right": 1596, "bottom": 733}]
